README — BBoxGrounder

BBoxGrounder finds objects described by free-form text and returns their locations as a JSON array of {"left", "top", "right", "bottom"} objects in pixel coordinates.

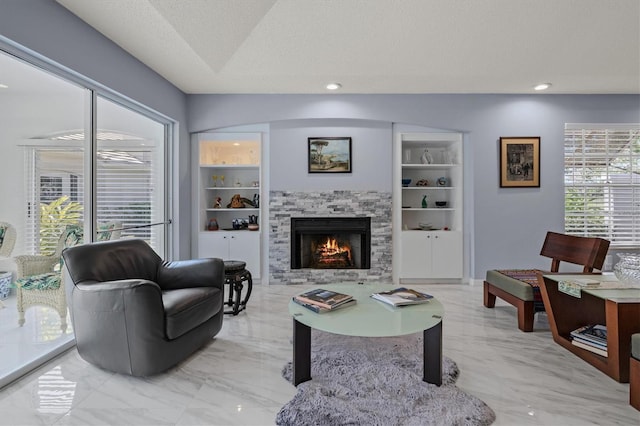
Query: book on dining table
[
  {"left": 292, "top": 296, "right": 357, "bottom": 314},
  {"left": 370, "top": 287, "right": 433, "bottom": 307},
  {"left": 294, "top": 288, "right": 354, "bottom": 310}
]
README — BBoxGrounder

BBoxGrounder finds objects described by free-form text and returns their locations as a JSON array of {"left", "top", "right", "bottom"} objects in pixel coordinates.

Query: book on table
[
  {"left": 564, "top": 278, "right": 601, "bottom": 287},
  {"left": 370, "top": 287, "right": 433, "bottom": 307},
  {"left": 571, "top": 339, "right": 608, "bottom": 357},
  {"left": 292, "top": 297, "right": 357, "bottom": 314},
  {"left": 570, "top": 324, "right": 607, "bottom": 347},
  {"left": 294, "top": 288, "right": 354, "bottom": 310}
]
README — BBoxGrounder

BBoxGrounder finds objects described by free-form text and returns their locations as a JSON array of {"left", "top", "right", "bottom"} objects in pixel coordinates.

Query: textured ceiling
[{"left": 56, "top": 0, "right": 640, "bottom": 94}]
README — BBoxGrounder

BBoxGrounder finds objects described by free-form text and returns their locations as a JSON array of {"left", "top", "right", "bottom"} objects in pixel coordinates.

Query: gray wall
[
  {"left": 188, "top": 94, "right": 640, "bottom": 279},
  {"left": 0, "top": 0, "right": 190, "bottom": 258},
  {"left": 270, "top": 119, "right": 392, "bottom": 191}
]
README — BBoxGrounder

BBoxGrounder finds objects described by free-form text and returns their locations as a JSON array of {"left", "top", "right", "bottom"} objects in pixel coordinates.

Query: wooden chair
[{"left": 483, "top": 232, "right": 610, "bottom": 332}]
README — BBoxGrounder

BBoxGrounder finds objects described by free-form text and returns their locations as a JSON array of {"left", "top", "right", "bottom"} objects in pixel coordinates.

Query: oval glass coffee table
[{"left": 288, "top": 283, "right": 445, "bottom": 386}]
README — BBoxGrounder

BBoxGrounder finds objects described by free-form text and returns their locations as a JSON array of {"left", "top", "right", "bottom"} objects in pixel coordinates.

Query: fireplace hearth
[{"left": 291, "top": 217, "right": 371, "bottom": 269}]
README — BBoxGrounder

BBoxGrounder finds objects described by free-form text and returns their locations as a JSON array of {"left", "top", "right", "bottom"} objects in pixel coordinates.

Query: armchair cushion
[
  {"left": 0, "top": 225, "right": 6, "bottom": 246},
  {"left": 15, "top": 272, "right": 61, "bottom": 290},
  {"left": 163, "top": 287, "right": 222, "bottom": 339}
]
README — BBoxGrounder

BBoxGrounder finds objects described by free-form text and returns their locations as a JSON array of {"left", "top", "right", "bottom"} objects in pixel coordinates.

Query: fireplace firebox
[{"left": 291, "top": 217, "right": 371, "bottom": 269}]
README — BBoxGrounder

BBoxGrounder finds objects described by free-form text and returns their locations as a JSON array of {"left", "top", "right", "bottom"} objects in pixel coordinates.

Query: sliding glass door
[{"left": 0, "top": 48, "right": 171, "bottom": 388}]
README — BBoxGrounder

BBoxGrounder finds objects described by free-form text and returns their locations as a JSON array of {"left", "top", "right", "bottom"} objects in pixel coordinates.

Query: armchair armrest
[
  {"left": 157, "top": 258, "right": 225, "bottom": 291},
  {"left": 14, "top": 254, "right": 59, "bottom": 278}
]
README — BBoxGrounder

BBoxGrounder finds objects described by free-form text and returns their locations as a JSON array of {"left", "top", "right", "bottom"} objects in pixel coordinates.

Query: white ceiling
[{"left": 56, "top": 0, "right": 640, "bottom": 95}]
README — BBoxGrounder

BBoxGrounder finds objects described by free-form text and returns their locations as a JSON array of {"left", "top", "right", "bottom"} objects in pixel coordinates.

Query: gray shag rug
[{"left": 277, "top": 331, "right": 495, "bottom": 426}]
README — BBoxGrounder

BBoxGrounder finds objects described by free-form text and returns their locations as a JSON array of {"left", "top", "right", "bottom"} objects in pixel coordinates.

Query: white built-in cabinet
[
  {"left": 394, "top": 132, "right": 464, "bottom": 281},
  {"left": 192, "top": 132, "right": 262, "bottom": 279}
]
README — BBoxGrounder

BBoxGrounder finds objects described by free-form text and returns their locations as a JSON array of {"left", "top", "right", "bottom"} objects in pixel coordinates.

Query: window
[{"left": 564, "top": 123, "right": 640, "bottom": 247}]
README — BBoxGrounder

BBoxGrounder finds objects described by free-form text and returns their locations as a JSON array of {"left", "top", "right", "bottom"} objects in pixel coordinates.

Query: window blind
[
  {"left": 24, "top": 148, "right": 84, "bottom": 255},
  {"left": 24, "top": 145, "right": 156, "bottom": 254},
  {"left": 564, "top": 123, "right": 640, "bottom": 247}
]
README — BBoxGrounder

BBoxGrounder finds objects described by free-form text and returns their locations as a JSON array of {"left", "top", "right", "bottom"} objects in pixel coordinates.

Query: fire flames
[{"left": 314, "top": 237, "right": 352, "bottom": 267}]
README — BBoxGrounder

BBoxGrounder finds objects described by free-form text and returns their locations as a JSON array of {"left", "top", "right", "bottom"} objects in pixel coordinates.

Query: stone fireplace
[
  {"left": 290, "top": 217, "right": 371, "bottom": 270},
  {"left": 269, "top": 190, "right": 392, "bottom": 284}
]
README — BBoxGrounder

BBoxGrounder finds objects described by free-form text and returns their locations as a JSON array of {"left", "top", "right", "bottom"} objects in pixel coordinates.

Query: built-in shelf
[
  {"left": 192, "top": 132, "right": 263, "bottom": 279},
  {"left": 394, "top": 132, "right": 464, "bottom": 282}
]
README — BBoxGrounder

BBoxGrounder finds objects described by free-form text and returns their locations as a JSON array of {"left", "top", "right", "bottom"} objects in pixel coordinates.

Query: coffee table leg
[
  {"left": 423, "top": 321, "right": 442, "bottom": 386},
  {"left": 292, "top": 318, "right": 311, "bottom": 386}
]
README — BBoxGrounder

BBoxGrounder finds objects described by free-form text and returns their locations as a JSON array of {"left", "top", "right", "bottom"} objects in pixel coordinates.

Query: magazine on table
[
  {"left": 294, "top": 288, "right": 354, "bottom": 310},
  {"left": 570, "top": 324, "right": 607, "bottom": 346},
  {"left": 292, "top": 297, "right": 357, "bottom": 314},
  {"left": 371, "top": 287, "right": 433, "bottom": 307}
]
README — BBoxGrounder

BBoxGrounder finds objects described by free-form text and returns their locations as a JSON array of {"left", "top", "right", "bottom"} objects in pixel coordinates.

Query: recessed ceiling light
[
  {"left": 0, "top": 83, "right": 8, "bottom": 89},
  {"left": 534, "top": 83, "right": 551, "bottom": 91},
  {"left": 326, "top": 83, "right": 342, "bottom": 91}
]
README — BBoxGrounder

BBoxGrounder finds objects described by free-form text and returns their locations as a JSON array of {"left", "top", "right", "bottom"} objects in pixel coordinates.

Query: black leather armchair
[{"left": 62, "top": 239, "right": 224, "bottom": 376}]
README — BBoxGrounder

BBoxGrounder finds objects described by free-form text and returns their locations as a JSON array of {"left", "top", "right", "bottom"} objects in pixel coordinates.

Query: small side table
[{"left": 223, "top": 260, "right": 252, "bottom": 315}]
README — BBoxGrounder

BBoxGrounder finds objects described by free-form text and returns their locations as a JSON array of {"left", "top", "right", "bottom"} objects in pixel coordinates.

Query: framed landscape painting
[
  {"left": 308, "top": 137, "right": 352, "bottom": 173},
  {"left": 499, "top": 137, "right": 540, "bottom": 187}
]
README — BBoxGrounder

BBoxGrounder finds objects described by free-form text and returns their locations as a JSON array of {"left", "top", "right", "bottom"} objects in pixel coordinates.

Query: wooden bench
[
  {"left": 483, "top": 232, "right": 610, "bottom": 332},
  {"left": 631, "top": 334, "right": 640, "bottom": 410}
]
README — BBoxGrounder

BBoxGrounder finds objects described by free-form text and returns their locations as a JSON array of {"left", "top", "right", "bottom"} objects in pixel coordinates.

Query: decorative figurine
[
  {"left": 421, "top": 148, "right": 433, "bottom": 164},
  {"left": 214, "top": 197, "right": 222, "bottom": 208},
  {"left": 422, "top": 195, "right": 428, "bottom": 208}
]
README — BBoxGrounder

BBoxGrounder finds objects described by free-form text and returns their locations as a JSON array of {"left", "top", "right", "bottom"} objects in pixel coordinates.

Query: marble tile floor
[
  {"left": 0, "top": 283, "right": 638, "bottom": 426},
  {"left": 0, "top": 294, "right": 74, "bottom": 388}
]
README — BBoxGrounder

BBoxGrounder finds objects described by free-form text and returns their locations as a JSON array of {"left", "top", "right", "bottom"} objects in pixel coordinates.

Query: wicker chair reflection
[
  {"left": 0, "top": 222, "right": 17, "bottom": 308},
  {"left": 0, "top": 222, "right": 17, "bottom": 257},
  {"left": 14, "top": 222, "right": 121, "bottom": 331}
]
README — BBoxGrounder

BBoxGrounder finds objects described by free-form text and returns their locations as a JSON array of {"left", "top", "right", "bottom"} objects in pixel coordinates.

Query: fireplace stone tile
[{"left": 269, "top": 190, "right": 392, "bottom": 285}]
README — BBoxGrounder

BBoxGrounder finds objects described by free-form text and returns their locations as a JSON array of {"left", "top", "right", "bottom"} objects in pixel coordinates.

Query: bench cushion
[
  {"left": 486, "top": 269, "right": 544, "bottom": 311},
  {"left": 632, "top": 334, "right": 640, "bottom": 360}
]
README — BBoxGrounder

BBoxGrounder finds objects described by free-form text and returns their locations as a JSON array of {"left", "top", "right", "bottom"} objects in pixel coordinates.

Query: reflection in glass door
[{"left": 95, "top": 97, "right": 167, "bottom": 253}]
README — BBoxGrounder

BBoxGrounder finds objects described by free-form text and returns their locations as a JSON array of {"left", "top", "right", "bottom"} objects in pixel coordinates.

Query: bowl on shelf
[
  {"left": 248, "top": 224, "right": 259, "bottom": 231},
  {"left": 401, "top": 178, "right": 412, "bottom": 187},
  {"left": 418, "top": 223, "right": 437, "bottom": 230},
  {"left": 435, "top": 201, "right": 447, "bottom": 208}
]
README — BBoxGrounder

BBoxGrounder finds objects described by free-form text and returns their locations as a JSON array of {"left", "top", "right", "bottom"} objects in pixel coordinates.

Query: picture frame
[
  {"left": 499, "top": 137, "right": 540, "bottom": 187},
  {"left": 308, "top": 137, "right": 352, "bottom": 173}
]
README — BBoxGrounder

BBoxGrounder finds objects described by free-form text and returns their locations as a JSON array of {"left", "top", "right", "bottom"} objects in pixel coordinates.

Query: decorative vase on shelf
[
  {"left": 442, "top": 149, "right": 452, "bottom": 164},
  {"left": 404, "top": 149, "right": 412, "bottom": 164},
  {"left": 421, "top": 195, "right": 428, "bottom": 208},
  {"left": 207, "top": 219, "right": 219, "bottom": 231}
]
